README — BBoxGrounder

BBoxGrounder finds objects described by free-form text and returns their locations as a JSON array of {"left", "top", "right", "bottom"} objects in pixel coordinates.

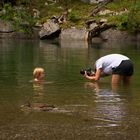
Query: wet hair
[{"left": 33, "top": 67, "right": 45, "bottom": 79}]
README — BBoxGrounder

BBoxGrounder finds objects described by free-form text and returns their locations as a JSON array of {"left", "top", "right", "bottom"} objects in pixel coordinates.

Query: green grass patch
[{"left": 0, "top": 0, "right": 140, "bottom": 32}]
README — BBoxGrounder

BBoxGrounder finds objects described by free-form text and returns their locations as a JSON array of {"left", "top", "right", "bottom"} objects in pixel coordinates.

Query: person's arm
[{"left": 84, "top": 68, "right": 102, "bottom": 81}]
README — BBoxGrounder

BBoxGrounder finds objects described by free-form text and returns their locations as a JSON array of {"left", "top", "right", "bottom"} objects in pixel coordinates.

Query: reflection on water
[
  {"left": 84, "top": 82, "right": 125, "bottom": 128},
  {"left": 0, "top": 39, "right": 140, "bottom": 139},
  {"left": 33, "top": 81, "right": 45, "bottom": 96}
]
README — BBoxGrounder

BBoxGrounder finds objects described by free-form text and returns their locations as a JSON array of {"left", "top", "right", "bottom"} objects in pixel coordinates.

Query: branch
[{"left": 90, "top": 0, "right": 113, "bottom": 17}]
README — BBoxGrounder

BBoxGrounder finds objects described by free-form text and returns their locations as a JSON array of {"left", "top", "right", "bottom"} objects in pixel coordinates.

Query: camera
[{"left": 80, "top": 68, "right": 95, "bottom": 76}]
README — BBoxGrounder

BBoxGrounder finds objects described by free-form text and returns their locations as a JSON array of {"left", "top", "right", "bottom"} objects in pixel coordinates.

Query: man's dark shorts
[{"left": 112, "top": 60, "right": 134, "bottom": 76}]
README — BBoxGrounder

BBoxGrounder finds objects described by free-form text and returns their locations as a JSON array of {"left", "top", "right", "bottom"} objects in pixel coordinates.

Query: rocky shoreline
[
  {"left": 0, "top": 20, "right": 139, "bottom": 43},
  {"left": 0, "top": 28, "right": 139, "bottom": 44}
]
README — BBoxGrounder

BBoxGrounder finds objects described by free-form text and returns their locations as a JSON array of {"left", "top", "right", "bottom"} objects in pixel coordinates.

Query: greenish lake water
[{"left": 0, "top": 39, "right": 140, "bottom": 140}]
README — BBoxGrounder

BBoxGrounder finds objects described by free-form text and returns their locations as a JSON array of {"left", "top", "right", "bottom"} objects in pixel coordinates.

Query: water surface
[{"left": 0, "top": 39, "right": 140, "bottom": 140}]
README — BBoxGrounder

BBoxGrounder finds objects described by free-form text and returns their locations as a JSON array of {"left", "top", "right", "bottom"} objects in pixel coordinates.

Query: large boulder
[
  {"left": 100, "top": 29, "right": 136, "bottom": 41},
  {"left": 60, "top": 40, "right": 89, "bottom": 48},
  {"left": 60, "top": 28, "right": 90, "bottom": 41},
  {"left": 39, "top": 19, "right": 61, "bottom": 40}
]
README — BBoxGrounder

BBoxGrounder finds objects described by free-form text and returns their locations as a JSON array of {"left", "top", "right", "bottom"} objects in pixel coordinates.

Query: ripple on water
[{"left": 93, "top": 89, "right": 126, "bottom": 128}]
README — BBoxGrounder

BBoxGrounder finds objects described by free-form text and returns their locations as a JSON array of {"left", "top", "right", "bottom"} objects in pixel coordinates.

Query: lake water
[{"left": 0, "top": 39, "right": 140, "bottom": 140}]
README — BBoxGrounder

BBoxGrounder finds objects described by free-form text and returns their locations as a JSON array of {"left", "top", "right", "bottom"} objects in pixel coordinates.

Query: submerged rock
[
  {"left": 21, "top": 102, "right": 74, "bottom": 114},
  {"left": 21, "top": 102, "right": 55, "bottom": 112}
]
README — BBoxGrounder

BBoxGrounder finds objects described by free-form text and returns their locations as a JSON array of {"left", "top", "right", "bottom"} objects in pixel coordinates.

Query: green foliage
[
  {"left": 108, "top": 12, "right": 140, "bottom": 32},
  {"left": 68, "top": 11, "right": 81, "bottom": 23},
  {"left": 0, "top": 3, "right": 14, "bottom": 21},
  {"left": 108, "top": 14, "right": 129, "bottom": 30},
  {"left": 127, "top": 1, "right": 140, "bottom": 32},
  {"left": 0, "top": 0, "right": 140, "bottom": 33},
  {"left": 0, "top": 3, "right": 36, "bottom": 33},
  {"left": 56, "top": 0, "right": 72, "bottom": 7},
  {"left": 107, "top": 0, "right": 140, "bottom": 32},
  {"left": 107, "top": 0, "right": 134, "bottom": 11}
]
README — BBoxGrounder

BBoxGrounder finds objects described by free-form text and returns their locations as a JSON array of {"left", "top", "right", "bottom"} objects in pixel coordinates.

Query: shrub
[
  {"left": 68, "top": 11, "right": 81, "bottom": 23},
  {"left": 127, "top": 1, "right": 140, "bottom": 32},
  {"left": 0, "top": 3, "right": 36, "bottom": 33}
]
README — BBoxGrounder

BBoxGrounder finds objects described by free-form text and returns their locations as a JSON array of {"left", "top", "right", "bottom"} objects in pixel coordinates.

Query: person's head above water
[{"left": 33, "top": 67, "right": 45, "bottom": 81}]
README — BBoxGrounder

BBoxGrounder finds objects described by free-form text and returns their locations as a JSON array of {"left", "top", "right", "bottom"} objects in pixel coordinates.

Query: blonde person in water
[{"left": 33, "top": 67, "right": 45, "bottom": 82}]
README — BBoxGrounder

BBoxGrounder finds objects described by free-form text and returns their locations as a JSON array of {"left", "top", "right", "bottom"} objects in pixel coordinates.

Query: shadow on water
[{"left": 0, "top": 39, "right": 140, "bottom": 139}]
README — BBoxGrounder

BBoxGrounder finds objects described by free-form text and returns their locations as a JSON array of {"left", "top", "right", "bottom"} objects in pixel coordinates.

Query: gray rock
[
  {"left": 0, "top": 20, "right": 14, "bottom": 33},
  {"left": 91, "top": 37, "right": 104, "bottom": 43},
  {"left": 60, "top": 40, "right": 89, "bottom": 48},
  {"left": 39, "top": 20, "right": 61, "bottom": 39},
  {"left": 100, "top": 29, "right": 136, "bottom": 41},
  {"left": 81, "top": 0, "right": 104, "bottom": 4},
  {"left": 60, "top": 28, "right": 89, "bottom": 41}
]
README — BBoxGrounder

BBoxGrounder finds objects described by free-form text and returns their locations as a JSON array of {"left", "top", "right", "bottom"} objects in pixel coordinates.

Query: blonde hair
[{"left": 33, "top": 67, "right": 45, "bottom": 79}]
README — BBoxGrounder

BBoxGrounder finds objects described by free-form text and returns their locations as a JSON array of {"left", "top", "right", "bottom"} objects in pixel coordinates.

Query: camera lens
[{"left": 80, "top": 70, "right": 85, "bottom": 75}]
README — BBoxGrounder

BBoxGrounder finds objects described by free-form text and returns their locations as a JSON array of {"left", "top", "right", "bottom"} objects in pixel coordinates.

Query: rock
[
  {"left": 39, "top": 19, "right": 61, "bottom": 39},
  {"left": 60, "top": 40, "right": 89, "bottom": 48},
  {"left": 90, "top": 0, "right": 113, "bottom": 16},
  {"left": 32, "top": 103, "right": 55, "bottom": 111},
  {"left": 0, "top": 20, "right": 14, "bottom": 33},
  {"left": 89, "top": 22, "right": 98, "bottom": 30},
  {"left": 98, "top": 9, "right": 113, "bottom": 16},
  {"left": 21, "top": 102, "right": 55, "bottom": 112},
  {"left": 100, "top": 29, "right": 136, "bottom": 41},
  {"left": 60, "top": 28, "right": 90, "bottom": 41},
  {"left": 98, "top": 9, "right": 129, "bottom": 16},
  {"left": 99, "top": 18, "right": 108, "bottom": 24},
  {"left": 89, "top": 23, "right": 114, "bottom": 37},
  {"left": 81, "top": 0, "right": 105, "bottom": 4},
  {"left": 91, "top": 37, "right": 105, "bottom": 43}
]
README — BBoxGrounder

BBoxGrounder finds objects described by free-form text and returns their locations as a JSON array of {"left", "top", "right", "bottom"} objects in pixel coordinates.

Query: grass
[
  {"left": 0, "top": 0, "right": 139, "bottom": 32},
  {"left": 37, "top": 0, "right": 140, "bottom": 32}
]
